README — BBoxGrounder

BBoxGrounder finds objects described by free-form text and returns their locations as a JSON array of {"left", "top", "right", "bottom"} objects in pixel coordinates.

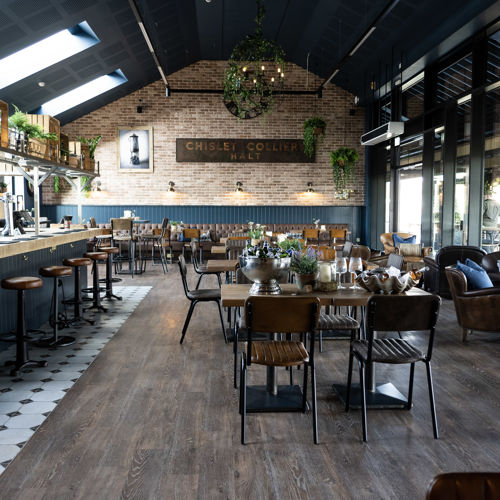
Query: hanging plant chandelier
[{"left": 223, "top": 0, "right": 286, "bottom": 119}]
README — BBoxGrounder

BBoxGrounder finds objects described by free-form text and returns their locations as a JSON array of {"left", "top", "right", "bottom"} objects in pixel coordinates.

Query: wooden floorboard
[{"left": 0, "top": 265, "right": 498, "bottom": 499}]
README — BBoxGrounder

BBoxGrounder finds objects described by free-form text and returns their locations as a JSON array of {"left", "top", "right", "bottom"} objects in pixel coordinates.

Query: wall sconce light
[
  {"left": 235, "top": 181, "right": 243, "bottom": 193},
  {"left": 307, "top": 182, "right": 314, "bottom": 193},
  {"left": 168, "top": 181, "right": 175, "bottom": 192}
]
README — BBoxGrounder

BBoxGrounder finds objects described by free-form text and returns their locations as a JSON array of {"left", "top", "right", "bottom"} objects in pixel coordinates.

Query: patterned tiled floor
[{"left": 0, "top": 285, "right": 151, "bottom": 476}]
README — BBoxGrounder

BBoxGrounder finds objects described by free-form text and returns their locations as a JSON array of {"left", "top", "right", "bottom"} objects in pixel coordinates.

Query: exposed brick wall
[{"left": 45, "top": 60, "right": 365, "bottom": 207}]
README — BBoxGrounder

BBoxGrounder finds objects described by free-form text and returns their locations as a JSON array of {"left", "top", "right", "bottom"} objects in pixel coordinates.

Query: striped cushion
[
  {"left": 318, "top": 313, "right": 360, "bottom": 330},
  {"left": 352, "top": 339, "right": 424, "bottom": 364}
]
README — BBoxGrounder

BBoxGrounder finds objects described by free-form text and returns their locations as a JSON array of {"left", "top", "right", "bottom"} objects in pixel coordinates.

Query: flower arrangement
[
  {"left": 290, "top": 247, "right": 319, "bottom": 275},
  {"left": 313, "top": 218, "right": 320, "bottom": 228},
  {"left": 242, "top": 243, "right": 290, "bottom": 260},
  {"left": 247, "top": 221, "right": 266, "bottom": 240}
]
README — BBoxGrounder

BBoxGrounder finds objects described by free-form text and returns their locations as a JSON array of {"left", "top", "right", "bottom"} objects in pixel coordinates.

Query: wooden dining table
[{"left": 222, "top": 283, "right": 432, "bottom": 410}]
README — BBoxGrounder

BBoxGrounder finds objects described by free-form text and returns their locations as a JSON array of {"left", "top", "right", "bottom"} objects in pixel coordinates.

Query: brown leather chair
[
  {"left": 424, "top": 245, "right": 487, "bottom": 298},
  {"left": 330, "top": 228, "right": 347, "bottom": 246},
  {"left": 445, "top": 266, "right": 500, "bottom": 341},
  {"left": 303, "top": 228, "right": 320, "bottom": 245},
  {"left": 380, "top": 232, "right": 415, "bottom": 254},
  {"left": 481, "top": 250, "right": 500, "bottom": 286},
  {"left": 240, "top": 296, "right": 321, "bottom": 444},
  {"left": 426, "top": 472, "right": 500, "bottom": 499}
]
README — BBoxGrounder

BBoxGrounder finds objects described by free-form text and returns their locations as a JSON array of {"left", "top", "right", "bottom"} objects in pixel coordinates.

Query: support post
[{"left": 33, "top": 167, "right": 39, "bottom": 236}]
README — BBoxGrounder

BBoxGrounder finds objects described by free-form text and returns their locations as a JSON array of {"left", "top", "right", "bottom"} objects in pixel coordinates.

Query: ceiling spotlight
[
  {"left": 168, "top": 181, "right": 175, "bottom": 192},
  {"left": 205, "top": 0, "right": 212, "bottom": 3},
  {"left": 38, "top": 81, "right": 45, "bottom": 87},
  {"left": 307, "top": 182, "right": 314, "bottom": 193},
  {"left": 235, "top": 181, "right": 243, "bottom": 193}
]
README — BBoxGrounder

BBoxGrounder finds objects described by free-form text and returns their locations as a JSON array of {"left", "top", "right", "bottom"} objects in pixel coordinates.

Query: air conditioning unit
[{"left": 360, "top": 121, "right": 404, "bottom": 146}]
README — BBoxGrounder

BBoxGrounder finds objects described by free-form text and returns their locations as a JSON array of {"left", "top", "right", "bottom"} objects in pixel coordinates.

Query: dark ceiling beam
[
  {"left": 318, "top": 0, "right": 400, "bottom": 92},
  {"left": 128, "top": 0, "right": 169, "bottom": 87},
  {"left": 167, "top": 88, "right": 319, "bottom": 96}
]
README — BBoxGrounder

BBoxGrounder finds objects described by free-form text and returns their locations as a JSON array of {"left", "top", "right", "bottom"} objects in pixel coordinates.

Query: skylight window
[
  {"left": 0, "top": 21, "right": 100, "bottom": 90},
  {"left": 38, "top": 70, "right": 127, "bottom": 116}
]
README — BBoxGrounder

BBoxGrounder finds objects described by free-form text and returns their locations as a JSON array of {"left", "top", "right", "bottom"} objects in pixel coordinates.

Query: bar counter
[{"left": 0, "top": 228, "right": 105, "bottom": 339}]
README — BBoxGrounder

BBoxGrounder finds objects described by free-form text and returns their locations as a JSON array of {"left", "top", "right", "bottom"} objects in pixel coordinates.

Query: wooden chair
[
  {"left": 178, "top": 255, "right": 227, "bottom": 344},
  {"left": 303, "top": 228, "right": 320, "bottom": 245},
  {"left": 330, "top": 228, "right": 347, "bottom": 246},
  {"left": 182, "top": 227, "right": 201, "bottom": 262},
  {"left": 317, "top": 246, "right": 336, "bottom": 261},
  {"left": 426, "top": 472, "right": 500, "bottom": 500},
  {"left": 346, "top": 294, "right": 441, "bottom": 441},
  {"left": 240, "top": 296, "right": 321, "bottom": 444},
  {"left": 189, "top": 240, "right": 222, "bottom": 289},
  {"left": 226, "top": 236, "right": 249, "bottom": 260}
]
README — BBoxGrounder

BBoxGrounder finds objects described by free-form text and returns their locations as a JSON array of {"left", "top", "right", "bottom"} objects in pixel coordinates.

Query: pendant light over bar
[{"left": 319, "top": 0, "right": 400, "bottom": 90}]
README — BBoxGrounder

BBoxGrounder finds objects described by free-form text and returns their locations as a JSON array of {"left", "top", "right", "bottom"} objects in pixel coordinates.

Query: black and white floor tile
[{"left": 0, "top": 285, "right": 151, "bottom": 475}]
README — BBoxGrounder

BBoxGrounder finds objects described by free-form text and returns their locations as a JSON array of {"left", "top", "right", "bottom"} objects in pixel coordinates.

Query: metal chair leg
[
  {"left": 407, "top": 363, "right": 415, "bottom": 410},
  {"left": 345, "top": 349, "right": 354, "bottom": 412},
  {"left": 311, "top": 362, "right": 318, "bottom": 444},
  {"left": 195, "top": 274, "right": 203, "bottom": 290},
  {"left": 240, "top": 353, "right": 247, "bottom": 445},
  {"left": 301, "top": 362, "right": 308, "bottom": 411},
  {"left": 426, "top": 362, "right": 439, "bottom": 439},
  {"left": 359, "top": 360, "right": 367, "bottom": 442},
  {"left": 216, "top": 300, "right": 228, "bottom": 343},
  {"left": 180, "top": 301, "right": 196, "bottom": 344}
]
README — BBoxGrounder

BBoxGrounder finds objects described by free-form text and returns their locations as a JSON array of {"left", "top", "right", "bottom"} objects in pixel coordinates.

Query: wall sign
[{"left": 176, "top": 138, "right": 313, "bottom": 163}]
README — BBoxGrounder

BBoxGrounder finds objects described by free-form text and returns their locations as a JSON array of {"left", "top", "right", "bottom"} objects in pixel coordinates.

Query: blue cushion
[
  {"left": 464, "top": 258, "right": 483, "bottom": 272},
  {"left": 178, "top": 233, "right": 191, "bottom": 242},
  {"left": 393, "top": 234, "right": 416, "bottom": 247},
  {"left": 456, "top": 261, "right": 493, "bottom": 290}
]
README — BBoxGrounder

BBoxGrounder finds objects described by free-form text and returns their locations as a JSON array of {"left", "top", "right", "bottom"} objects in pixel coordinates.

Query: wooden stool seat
[
  {"left": 99, "top": 246, "right": 119, "bottom": 254},
  {"left": 39, "top": 266, "right": 73, "bottom": 278},
  {"left": 84, "top": 252, "right": 108, "bottom": 261},
  {"left": 64, "top": 257, "right": 92, "bottom": 267},
  {"left": 1, "top": 276, "right": 43, "bottom": 290}
]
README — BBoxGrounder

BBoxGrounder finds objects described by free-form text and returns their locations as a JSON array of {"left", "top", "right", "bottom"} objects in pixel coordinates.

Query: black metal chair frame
[
  {"left": 190, "top": 240, "right": 222, "bottom": 289},
  {"left": 345, "top": 294, "right": 441, "bottom": 442},
  {"left": 240, "top": 296, "right": 321, "bottom": 444},
  {"left": 141, "top": 217, "right": 169, "bottom": 273},
  {"left": 178, "top": 255, "right": 227, "bottom": 344}
]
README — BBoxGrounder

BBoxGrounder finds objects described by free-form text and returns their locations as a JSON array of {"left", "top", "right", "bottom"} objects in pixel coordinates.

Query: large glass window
[
  {"left": 432, "top": 128, "right": 445, "bottom": 250},
  {"left": 437, "top": 53, "right": 472, "bottom": 104},
  {"left": 385, "top": 150, "right": 391, "bottom": 233},
  {"left": 454, "top": 101, "right": 471, "bottom": 245},
  {"left": 397, "top": 135, "right": 423, "bottom": 240},
  {"left": 402, "top": 74, "right": 424, "bottom": 120},
  {"left": 481, "top": 86, "right": 500, "bottom": 252},
  {"left": 486, "top": 31, "right": 500, "bottom": 84}
]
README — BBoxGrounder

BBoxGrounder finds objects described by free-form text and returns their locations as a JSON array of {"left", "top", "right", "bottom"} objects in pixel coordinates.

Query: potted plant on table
[
  {"left": 78, "top": 135, "right": 101, "bottom": 172},
  {"left": 330, "top": 147, "right": 359, "bottom": 197},
  {"left": 303, "top": 117, "right": 327, "bottom": 158},
  {"left": 248, "top": 221, "right": 266, "bottom": 246},
  {"left": 0, "top": 181, "right": 7, "bottom": 193},
  {"left": 290, "top": 246, "right": 319, "bottom": 290}
]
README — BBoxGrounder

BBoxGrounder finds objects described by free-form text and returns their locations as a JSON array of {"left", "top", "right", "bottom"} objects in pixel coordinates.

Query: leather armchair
[
  {"left": 380, "top": 232, "right": 415, "bottom": 254},
  {"left": 445, "top": 266, "right": 500, "bottom": 341},
  {"left": 481, "top": 251, "right": 500, "bottom": 286},
  {"left": 423, "top": 245, "right": 486, "bottom": 298}
]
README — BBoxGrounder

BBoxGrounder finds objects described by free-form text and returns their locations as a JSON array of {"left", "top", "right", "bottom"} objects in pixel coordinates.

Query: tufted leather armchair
[
  {"left": 445, "top": 266, "right": 500, "bottom": 341},
  {"left": 424, "top": 245, "right": 486, "bottom": 298},
  {"left": 481, "top": 250, "right": 500, "bottom": 286}
]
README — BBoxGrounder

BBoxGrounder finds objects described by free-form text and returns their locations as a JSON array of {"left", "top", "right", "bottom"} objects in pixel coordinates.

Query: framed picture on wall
[{"left": 117, "top": 126, "right": 153, "bottom": 172}]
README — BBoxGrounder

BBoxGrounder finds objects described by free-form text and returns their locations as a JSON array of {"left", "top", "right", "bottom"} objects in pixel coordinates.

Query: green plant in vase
[
  {"left": 330, "top": 147, "right": 359, "bottom": 191},
  {"left": 303, "top": 117, "right": 326, "bottom": 158}
]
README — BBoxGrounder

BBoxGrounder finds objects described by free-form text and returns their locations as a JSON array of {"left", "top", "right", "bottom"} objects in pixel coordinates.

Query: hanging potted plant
[
  {"left": 0, "top": 181, "right": 8, "bottom": 193},
  {"left": 330, "top": 147, "right": 359, "bottom": 194},
  {"left": 303, "top": 117, "right": 326, "bottom": 158}
]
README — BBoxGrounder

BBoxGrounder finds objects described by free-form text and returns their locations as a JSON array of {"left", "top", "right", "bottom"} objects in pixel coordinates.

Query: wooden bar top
[
  {"left": 0, "top": 228, "right": 105, "bottom": 259},
  {"left": 221, "top": 283, "right": 430, "bottom": 308}
]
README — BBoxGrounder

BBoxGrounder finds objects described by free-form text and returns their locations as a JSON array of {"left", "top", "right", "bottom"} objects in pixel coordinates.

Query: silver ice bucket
[{"left": 239, "top": 255, "right": 290, "bottom": 295}]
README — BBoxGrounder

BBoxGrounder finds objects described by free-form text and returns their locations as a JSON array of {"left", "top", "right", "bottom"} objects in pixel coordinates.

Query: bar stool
[
  {"left": 36, "top": 266, "right": 75, "bottom": 347},
  {"left": 83, "top": 251, "right": 108, "bottom": 312},
  {"left": 62, "top": 257, "right": 94, "bottom": 325},
  {"left": 99, "top": 246, "right": 122, "bottom": 301},
  {"left": 1, "top": 276, "right": 47, "bottom": 376}
]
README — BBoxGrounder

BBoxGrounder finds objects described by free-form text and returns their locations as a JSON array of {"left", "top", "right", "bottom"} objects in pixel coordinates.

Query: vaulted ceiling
[{"left": 0, "top": 0, "right": 498, "bottom": 125}]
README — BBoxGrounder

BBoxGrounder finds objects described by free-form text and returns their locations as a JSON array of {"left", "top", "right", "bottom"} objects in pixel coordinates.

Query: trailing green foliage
[
  {"left": 8, "top": 105, "right": 58, "bottom": 140},
  {"left": 303, "top": 117, "right": 326, "bottom": 158},
  {"left": 330, "top": 147, "right": 359, "bottom": 190},
  {"left": 77, "top": 135, "right": 102, "bottom": 159}
]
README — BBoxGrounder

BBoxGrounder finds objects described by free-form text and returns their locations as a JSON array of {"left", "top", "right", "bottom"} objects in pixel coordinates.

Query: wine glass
[
  {"left": 336, "top": 257, "right": 347, "bottom": 289},
  {"left": 349, "top": 256, "right": 363, "bottom": 289}
]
